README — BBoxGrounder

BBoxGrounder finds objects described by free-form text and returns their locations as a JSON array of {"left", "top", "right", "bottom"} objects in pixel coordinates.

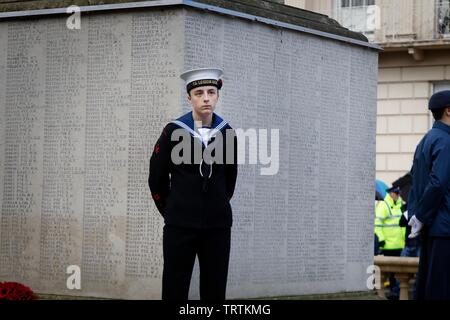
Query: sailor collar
[{"left": 171, "top": 111, "right": 228, "bottom": 146}]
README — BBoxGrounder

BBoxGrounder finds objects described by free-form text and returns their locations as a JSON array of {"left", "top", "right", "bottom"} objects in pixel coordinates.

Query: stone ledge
[
  {"left": 254, "top": 291, "right": 382, "bottom": 300},
  {"left": 36, "top": 291, "right": 382, "bottom": 300},
  {"left": 37, "top": 293, "right": 113, "bottom": 300},
  {"left": 374, "top": 255, "right": 419, "bottom": 273}
]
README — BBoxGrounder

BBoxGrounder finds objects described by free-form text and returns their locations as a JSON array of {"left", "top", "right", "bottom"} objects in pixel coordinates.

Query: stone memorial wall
[{"left": 0, "top": 5, "right": 378, "bottom": 299}]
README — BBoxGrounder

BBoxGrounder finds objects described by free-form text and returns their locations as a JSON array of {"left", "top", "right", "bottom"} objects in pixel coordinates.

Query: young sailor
[{"left": 149, "top": 68, "right": 238, "bottom": 301}]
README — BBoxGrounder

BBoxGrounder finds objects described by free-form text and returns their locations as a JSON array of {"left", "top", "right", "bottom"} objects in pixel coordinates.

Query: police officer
[
  {"left": 374, "top": 186, "right": 405, "bottom": 299},
  {"left": 148, "top": 68, "right": 238, "bottom": 301},
  {"left": 375, "top": 186, "right": 406, "bottom": 255},
  {"left": 408, "top": 90, "right": 450, "bottom": 300}
]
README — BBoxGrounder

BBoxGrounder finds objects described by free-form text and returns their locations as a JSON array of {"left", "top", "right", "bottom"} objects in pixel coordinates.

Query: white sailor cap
[{"left": 180, "top": 68, "right": 223, "bottom": 93}]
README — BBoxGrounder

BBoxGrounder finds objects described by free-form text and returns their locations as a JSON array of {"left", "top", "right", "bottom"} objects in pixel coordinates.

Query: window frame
[{"left": 341, "top": 0, "right": 375, "bottom": 8}]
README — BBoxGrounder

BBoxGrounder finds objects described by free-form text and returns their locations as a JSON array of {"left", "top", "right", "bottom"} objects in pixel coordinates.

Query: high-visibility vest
[{"left": 374, "top": 194, "right": 406, "bottom": 250}]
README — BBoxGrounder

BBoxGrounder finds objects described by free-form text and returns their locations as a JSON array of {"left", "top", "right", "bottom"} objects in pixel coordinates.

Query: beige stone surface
[
  {"left": 400, "top": 135, "right": 425, "bottom": 152},
  {"left": 378, "top": 100, "right": 400, "bottom": 115},
  {"left": 376, "top": 154, "right": 387, "bottom": 171},
  {"left": 377, "top": 116, "right": 388, "bottom": 134},
  {"left": 446, "top": 66, "right": 450, "bottom": 80},
  {"left": 376, "top": 135, "right": 400, "bottom": 153},
  {"left": 378, "top": 84, "right": 389, "bottom": 99},
  {"left": 400, "top": 99, "right": 428, "bottom": 114},
  {"left": 387, "top": 115, "right": 413, "bottom": 134},
  {"left": 386, "top": 154, "right": 414, "bottom": 171},
  {"left": 402, "top": 66, "right": 445, "bottom": 81},
  {"left": 378, "top": 68, "right": 401, "bottom": 82},
  {"left": 387, "top": 83, "right": 413, "bottom": 99},
  {"left": 413, "top": 82, "right": 430, "bottom": 98},
  {"left": 412, "top": 115, "right": 431, "bottom": 133},
  {"left": 379, "top": 51, "right": 450, "bottom": 69}
]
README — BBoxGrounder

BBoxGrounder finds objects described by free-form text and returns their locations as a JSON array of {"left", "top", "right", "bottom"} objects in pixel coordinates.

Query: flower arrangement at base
[{"left": 0, "top": 282, "right": 37, "bottom": 300}]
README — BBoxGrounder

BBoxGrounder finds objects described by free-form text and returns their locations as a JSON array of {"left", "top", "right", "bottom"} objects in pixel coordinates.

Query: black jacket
[{"left": 148, "top": 112, "right": 238, "bottom": 229}]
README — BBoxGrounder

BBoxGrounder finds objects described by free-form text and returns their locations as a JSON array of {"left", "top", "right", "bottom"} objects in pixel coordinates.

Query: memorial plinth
[{"left": 0, "top": 0, "right": 380, "bottom": 299}]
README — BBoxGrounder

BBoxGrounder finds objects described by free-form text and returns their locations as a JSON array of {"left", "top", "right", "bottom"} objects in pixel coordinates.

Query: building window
[
  {"left": 434, "top": 81, "right": 450, "bottom": 92},
  {"left": 341, "top": 0, "right": 375, "bottom": 8},
  {"left": 437, "top": 0, "right": 450, "bottom": 38},
  {"left": 338, "top": 0, "right": 378, "bottom": 35}
]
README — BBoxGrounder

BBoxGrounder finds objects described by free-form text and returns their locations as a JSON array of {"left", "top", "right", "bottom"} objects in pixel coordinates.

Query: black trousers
[
  {"left": 162, "top": 225, "right": 231, "bottom": 301},
  {"left": 416, "top": 235, "right": 450, "bottom": 300}
]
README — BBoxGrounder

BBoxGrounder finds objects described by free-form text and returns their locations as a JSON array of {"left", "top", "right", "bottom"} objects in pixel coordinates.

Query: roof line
[
  {"left": 183, "top": 0, "right": 381, "bottom": 50},
  {"left": 0, "top": 0, "right": 382, "bottom": 50},
  {"left": 0, "top": 0, "right": 183, "bottom": 17}
]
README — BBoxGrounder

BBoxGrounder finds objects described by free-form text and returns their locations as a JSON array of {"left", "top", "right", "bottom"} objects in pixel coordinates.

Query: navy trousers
[
  {"left": 161, "top": 225, "right": 231, "bottom": 301},
  {"left": 416, "top": 235, "right": 450, "bottom": 300}
]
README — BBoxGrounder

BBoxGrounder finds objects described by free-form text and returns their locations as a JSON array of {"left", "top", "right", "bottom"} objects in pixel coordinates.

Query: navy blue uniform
[
  {"left": 149, "top": 111, "right": 238, "bottom": 300},
  {"left": 408, "top": 120, "right": 450, "bottom": 300}
]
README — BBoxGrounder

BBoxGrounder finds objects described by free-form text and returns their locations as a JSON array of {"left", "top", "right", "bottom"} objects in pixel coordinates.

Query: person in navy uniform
[
  {"left": 408, "top": 90, "right": 450, "bottom": 300},
  {"left": 148, "top": 68, "right": 238, "bottom": 301}
]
